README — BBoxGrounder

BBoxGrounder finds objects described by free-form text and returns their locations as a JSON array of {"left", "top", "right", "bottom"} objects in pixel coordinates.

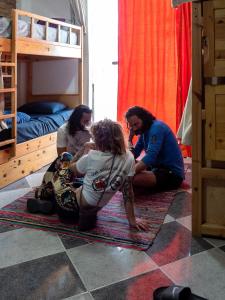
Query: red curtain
[
  {"left": 175, "top": 3, "right": 192, "bottom": 156},
  {"left": 117, "top": 0, "right": 178, "bottom": 133},
  {"left": 175, "top": 3, "right": 192, "bottom": 130}
]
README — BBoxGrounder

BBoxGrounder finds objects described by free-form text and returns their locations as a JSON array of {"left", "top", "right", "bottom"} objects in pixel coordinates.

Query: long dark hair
[
  {"left": 125, "top": 106, "right": 156, "bottom": 131},
  {"left": 68, "top": 105, "right": 92, "bottom": 136},
  {"left": 91, "top": 119, "right": 126, "bottom": 155}
]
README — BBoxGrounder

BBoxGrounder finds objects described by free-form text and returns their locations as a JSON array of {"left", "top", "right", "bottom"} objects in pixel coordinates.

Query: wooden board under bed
[{"left": 0, "top": 132, "right": 58, "bottom": 189}]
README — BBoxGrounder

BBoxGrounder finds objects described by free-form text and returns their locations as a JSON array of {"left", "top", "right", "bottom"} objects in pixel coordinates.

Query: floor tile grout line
[
  {"left": 158, "top": 246, "right": 220, "bottom": 272},
  {"left": 66, "top": 243, "right": 159, "bottom": 292},
  {"left": 62, "top": 291, "right": 94, "bottom": 300},
  {"left": 66, "top": 244, "right": 159, "bottom": 292},
  {"left": 57, "top": 233, "right": 67, "bottom": 251},
  {"left": 66, "top": 249, "right": 91, "bottom": 292},
  {"left": 203, "top": 238, "right": 225, "bottom": 248},
  {"left": 159, "top": 266, "right": 176, "bottom": 284},
  {"left": 86, "top": 265, "right": 159, "bottom": 293},
  {"left": 0, "top": 249, "right": 64, "bottom": 271}
]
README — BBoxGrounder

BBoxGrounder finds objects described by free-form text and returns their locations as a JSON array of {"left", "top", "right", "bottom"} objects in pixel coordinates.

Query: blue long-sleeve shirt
[{"left": 133, "top": 120, "right": 185, "bottom": 179}]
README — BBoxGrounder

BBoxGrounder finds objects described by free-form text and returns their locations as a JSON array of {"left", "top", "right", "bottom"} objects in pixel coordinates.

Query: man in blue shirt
[{"left": 125, "top": 106, "right": 184, "bottom": 190}]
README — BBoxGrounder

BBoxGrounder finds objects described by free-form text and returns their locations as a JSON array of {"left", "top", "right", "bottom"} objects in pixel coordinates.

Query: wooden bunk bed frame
[{"left": 0, "top": 9, "right": 83, "bottom": 188}]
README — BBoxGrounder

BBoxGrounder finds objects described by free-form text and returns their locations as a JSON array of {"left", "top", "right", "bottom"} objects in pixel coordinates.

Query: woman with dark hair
[
  {"left": 27, "top": 119, "right": 149, "bottom": 232},
  {"left": 125, "top": 106, "right": 184, "bottom": 190},
  {"left": 57, "top": 104, "right": 92, "bottom": 155},
  {"left": 27, "top": 105, "right": 93, "bottom": 209}
]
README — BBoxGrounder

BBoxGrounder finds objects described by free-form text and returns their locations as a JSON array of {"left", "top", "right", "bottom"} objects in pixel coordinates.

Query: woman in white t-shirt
[
  {"left": 57, "top": 104, "right": 92, "bottom": 155},
  {"left": 28, "top": 105, "right": 92, "bottom": 205},
  {"left": 27, "top": 119, "right": 149, "bottom": 232}
]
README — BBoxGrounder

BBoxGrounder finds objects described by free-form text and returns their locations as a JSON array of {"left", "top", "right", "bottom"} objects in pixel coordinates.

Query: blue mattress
[{"left": 0, "top": 108, "right": 73, "bottom": 144}]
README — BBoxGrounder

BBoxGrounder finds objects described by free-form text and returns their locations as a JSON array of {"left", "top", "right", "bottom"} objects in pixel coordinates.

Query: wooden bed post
[
  {"left": 0, "top": 9, "right": 17, "bottom": 157},
  {"left": 10, "top": 9, "right": 18, "bottom": 157}
]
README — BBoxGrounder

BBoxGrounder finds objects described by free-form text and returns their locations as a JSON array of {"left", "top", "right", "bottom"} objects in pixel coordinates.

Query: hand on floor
[{"left": 130, "top": 218, "right": 151, "bottom": 231}]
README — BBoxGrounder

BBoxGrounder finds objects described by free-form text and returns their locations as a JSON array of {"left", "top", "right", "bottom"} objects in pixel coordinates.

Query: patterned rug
[{"left": 0, "top": 189, "right": 180, "bottom": 251}]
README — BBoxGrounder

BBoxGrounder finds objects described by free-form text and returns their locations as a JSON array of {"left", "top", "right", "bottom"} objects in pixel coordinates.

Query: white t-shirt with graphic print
[
  {"left": 76, "top": 150, "right": 135, "bottom": 207},
  {"left": 57, "top": 123, "right": 91, "bottom": 155}
]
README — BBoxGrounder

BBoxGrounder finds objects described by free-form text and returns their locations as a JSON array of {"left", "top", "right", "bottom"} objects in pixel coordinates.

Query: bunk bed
[{"left": 0, "top": 9, "right": 83, "bottom": 188}]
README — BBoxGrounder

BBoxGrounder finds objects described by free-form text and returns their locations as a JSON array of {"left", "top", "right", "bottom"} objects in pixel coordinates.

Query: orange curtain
[{"left": 117, "top": 0, "right": 178, "bottom": 133}]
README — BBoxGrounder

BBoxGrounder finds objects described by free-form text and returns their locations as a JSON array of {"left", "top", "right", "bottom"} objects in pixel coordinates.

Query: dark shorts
[{"left": 151, "top": 167, "right": 183, "bottom": 190}]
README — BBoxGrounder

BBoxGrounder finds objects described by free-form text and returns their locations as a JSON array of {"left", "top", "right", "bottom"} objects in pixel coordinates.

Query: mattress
[
  {"left": 0, "top": 108, "right": 73, "bottom": 144},
  {"left": 0, "top": 17, "right": 78, "bottom": 45}
]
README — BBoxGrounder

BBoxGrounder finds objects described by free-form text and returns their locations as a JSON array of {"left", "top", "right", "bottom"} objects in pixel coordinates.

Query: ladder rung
[
  {"left": 0, "top": 139, "right": 15, "bottom": 147},
  {"left": 0, "top": 114, "right": 15, "bottom": 120},
  {"left": 0, "top": 62, "right": 15, "bottom": 67},
  {"left": 3, "top": 74, "right": 12, "bottom": 78},
  {"left": 0, "top": 88, "right": 16, "bottom": 93}
]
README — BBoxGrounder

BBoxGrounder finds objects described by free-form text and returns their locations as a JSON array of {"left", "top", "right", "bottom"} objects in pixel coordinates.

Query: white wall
[
  {"left": 88, "top": 0, "right": 118, "bottom": 121},
  {"left": 32, "top": 59, "right": 78, "bottom": 95}
]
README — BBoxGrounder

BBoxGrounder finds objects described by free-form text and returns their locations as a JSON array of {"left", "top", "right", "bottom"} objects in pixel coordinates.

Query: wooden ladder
[{"left": 0, "top": 49, "right": 17, "bottom": 157}]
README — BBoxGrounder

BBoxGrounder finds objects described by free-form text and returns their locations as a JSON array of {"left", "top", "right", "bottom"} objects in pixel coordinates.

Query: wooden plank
[
  {"left": 0, "top": 139, "right": 15, "bottom": 147},
  {"left": 0, "top": 132, "right": 57, "bottom": 163},
  {"left": 15, "top": 132, "right": 57, "bottom": 158},
  {"left": 202, "top": 178, "right": 225, "bottom": 226},
  {"left": 30, "top": 17, "right": 34, "bottom": 38},
  {"left": 0, "top": 62, "right": 15, "bottom": 67},
  {"left": 192, "top": 3, "right": 202, "bottom": 95},
  {"left": 205, "top": 85, "right": 216, "bottom": 160},
  {"left": 203, "top": 1, "right": 215, "bottom": 77},
  {"left": 0, "top": 143, "right": 57, "bottom": 189},
  {"left": 203, "top": 1, "right": 225, "bottom": 76},
  {"left": 213, "top": 1, "right": 225, "bottom": 9},
  {"left": 215, "top": 95, "right": 225, "bottom": 150},
  {"left": 0, "top": 88, "right": 16, "bottom": 93},
  {"left": 0, "top": 114, "right": 15, "bottom": 120},
  {"left": 201, "top": 167, "right": 225, "bottom": 179},
  {"left": 57, "top": 25, "right": 60, "bottom": 43},
  {"left": 192, "top": 2, "right": 203, "bottom": 236},
  {"left": 0, "top": 38, "right": 11, "bottom": 52},
  {"left": 45, "top": 21, "right": 49, "bottom": 41},
  {"left": 205, "top": 85, "right": 225, "bottom": 160},
  {"left": 201, "top": 223, "right": 225, "bottom": 238},
  {"left": 11, "top": 8, "right": 17, "bottom": 157},
  {"left": 17, "top": 39, "right": 81, "bottom": 58},
  {"left": 215, "top": 40, "right": 225, "bottom": 50},
  {"left": 0, "top": 149, "right": 10, "bottom": 165},
  {"left": 2, "top": 74, "right": 12, "bottom": 78}
]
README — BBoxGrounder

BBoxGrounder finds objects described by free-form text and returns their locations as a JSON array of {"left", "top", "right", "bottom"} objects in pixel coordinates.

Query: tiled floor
[{"left": 0, "top": 162, "right": 224, "bottom": 300}]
